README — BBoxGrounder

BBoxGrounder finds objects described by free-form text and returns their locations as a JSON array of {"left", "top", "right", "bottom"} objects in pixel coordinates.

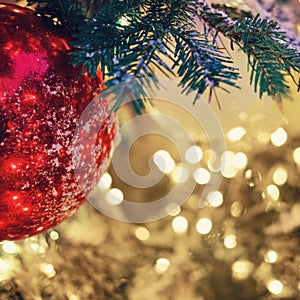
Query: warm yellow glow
[
  {"left": 171, "top": 164, "right": 189, "bottom": 183},
  {"left": 38, "top": 245, "right": 47, "bottom": 254},
  {"left": 30, "top": 243, "right": 39, "bottom": 252},
  {"left": 106, "top": 188, "right": 124, "bottom": 206},
  {"left": 221, "top": 151, "right": 238, "bottom": 178},
  {"left": 227, "top": 126, "right": 246, "bottom": 141},
  {"left": 221, "top": 151, "right": 234, "bottom": 163},
  {"left": 135, "top": 227, "right": 150, "bottom": 241},
  {"left": 222, "top": 165, "right": 238, "bottom": 178},
  {"left": 194, "top": 168, "right": 211, "bottom": 184},
  {"left": 272, "top": 167, "right": 288, "bottom": 186},
  {"left": 267, "top": 279, "right": 283, "bottom": 295},
  {"left": 172, "top": 216, "right": 188, "bottom": 234},
  {"left": 0, "top": 259, "right": 10, "bottom": 272},
  {"left": 245, "top": 169, "right": 262, "bottom": 187},
  {"left": 207, "top": 191, "right": 223, "bottom": 207},
  {"left": 40, "top": 263, "right": 56, "bottom": 278},
  {"left": 196, "top": 218, "right": 212, "bottom": 235},
  {"left": 50, "top": 231, "right": 60, "bottom": 241},
  {"left": 52, "top": 17, "right": 60, "bottom": 26},
  {"left": 153, "top": 150, "right": 175, "bottom": 174},
  {"left": 293, "top": 147, "right": 300, "bottom": 164},
  {"left": 2, "top": 241, "right": 18, "bottom": 254},
  {"left": 224, "top": 234, "right": 237, "bottom": 249},
  {"left": 166, "top": 203, "right": 181, "bottom": 216},
  {"left": 266, "top": 184, "right": 280, "bottom": 201},
  {"left": 233, "top": 152, "right": 248, "bottom": 169},
  {"left": 155, "top": 258, "right": 170, "bottom": 273},
  {"left": 230, "top": 201, "right": 244, "bottom": 218},
  {"left": 257, "top": 132, "right": 270, "bottom": 143},
  {"left": 118, "top": 16, "right": 130, "bottom": 26},
  {"left": 207, "top": 150, "right": 219, "bottom": 172},
  {"left": 185, "top": 146, "right": 203, "bottom": 163},
  {"left": 270, "top": 127, "right": 287, "bottom": 147},
  {"left": 98, "top": 172, "right": 112, "bottom": 189},
  {"left": 232, "top": 260, "right": 253, "bottom": 280},
  {"left": 264, "top": 250, "right": 278, "bottom": 264}
]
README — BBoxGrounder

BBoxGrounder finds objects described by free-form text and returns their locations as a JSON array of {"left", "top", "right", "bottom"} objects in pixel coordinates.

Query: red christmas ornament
[{"left": 0, "top": 4, "right": 116, "bottom": 240}]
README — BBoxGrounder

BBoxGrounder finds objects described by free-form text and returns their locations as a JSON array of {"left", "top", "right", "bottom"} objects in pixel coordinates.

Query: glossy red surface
[{"left": 0, "top": 4, "right": 116, "bottom": 240}]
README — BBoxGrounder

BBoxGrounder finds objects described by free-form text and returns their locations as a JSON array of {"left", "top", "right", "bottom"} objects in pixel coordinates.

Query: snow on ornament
[{"left": 0, "top": 4, "right": 116, "bottom": 241}]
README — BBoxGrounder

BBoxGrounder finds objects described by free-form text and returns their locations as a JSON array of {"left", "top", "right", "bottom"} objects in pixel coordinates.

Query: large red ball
[{"left": 0, "top": 4, "right": 116, "bottom": 240}]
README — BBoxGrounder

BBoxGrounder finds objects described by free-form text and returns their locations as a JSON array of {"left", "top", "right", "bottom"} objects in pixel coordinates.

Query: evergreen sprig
[
  {"left": 27, "top": 0, "right": 86, "bottom": 34},
  {"left": 170, "top": 27, "right": 240, "bottom": 103},
  {"left": 198, "top": 2, "right": 300, "bottom": 98},
  {"left": 27, "top": 0, "right": 300, "bottom": 108}
]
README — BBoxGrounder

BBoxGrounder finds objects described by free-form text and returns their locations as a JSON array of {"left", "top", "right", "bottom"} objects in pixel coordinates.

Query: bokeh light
[
  {"left": 98, "top": 172, "right": 112, "bottom": 189},
  {"left": 155, "top": 258, "right": 171, "bottom": 274},
  {"left": 135, "top": 227, "right": 150, "bottom": 241},
  {"left": 233, "top": 152, "right": 248, "bottom": 169},
  {"left": 185, "top": 146, "right": 203, "bottom": 163},
  {"left": 293, "top": 147, "right": 300, "bottom": 164},
  {"left": 171, "top": 164, "right": 189, "bottom": 183},
  {"left": 245, "top": 169, "right": 262, "bottom": 187},
  {"left": 270, "top": 127, "right": 287, "bottom": 147},
  {"left": 49, "top": 231, "right": 60, "bottom": 241},
  {"left": 194, "top": 168, "right": 211, "bottom": 184},
  {"left": 40, "top": 263, "right": 56, "bottom": 278},
  {"left": 196, "top": 218, "right": 212, "bottom": 235},
  {"left": 266, "top": 184, "right": 280, "bottom": 201},
  {"left": 221, "top": 151, "right": 238, "bottom": 178},
  {"left": 153, "top": 150, "right": 175, "bottom": 174},
  {"left": 272, "top": 167, "right": 288, "bottom": 185},
  {"left": 232, "top": 260, "right": 254, "bottom": 280},
  {"left": 172, "top": 216, "right": 188, "bottom": 234},
  {"left": 267, "top": 279, "right": 283, "bottom": 295},
  {"left": 230, "top": 201, "right": 244, "bottom": 218},
  {"left": 227, "top": 126, "right": 246, "bottom": 141},
  {"left": 207, "top": 191, "right": 223, "bottom": 207},
  {"left": 0, "top": 259, "right": 10, "bottom": 272},
  {"left": 2, "top": 241, "right": 18, "bottom": 254},
  {"left": 264, "top": 250, "right": 278, "bottom": 263},
  {"left": 105, "top": 188, "right": 124, "bottom": 206},
  {"left": 166, "top": 203, "right": 181, "bottom": 216},
  {"left": 224, "top": 234, "right": 237, "bottom": 249}
]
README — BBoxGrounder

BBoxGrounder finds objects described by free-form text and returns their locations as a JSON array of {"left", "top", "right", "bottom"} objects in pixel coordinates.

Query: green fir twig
[{"left": 26, "top": 0, "right": 300, "bottom": 109}]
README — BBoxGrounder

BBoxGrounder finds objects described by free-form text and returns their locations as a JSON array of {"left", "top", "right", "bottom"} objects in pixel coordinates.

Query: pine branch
[
  {"left": 71, "top": 0, "right": 242, "bottom": 108},
  {"left": 251, "top": 0, "right": 300, "bottom": 50},
  {"left": 27, "top": 0, "right": 86, "bottom": 34},
  {"left": 170, "top": 27, "right": 240, "bottom": 102},
  {"left": 70, "top": 0, "right": 144, "bottom": 77},
  {"left": 198, "top": 1, "right": 300, "bottom": 97},
  {"left": 26, "top": 0, "right": 300, "bottom": 107}
]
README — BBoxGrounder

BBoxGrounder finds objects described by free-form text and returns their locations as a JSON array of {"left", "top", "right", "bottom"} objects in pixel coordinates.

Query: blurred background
[{"left": 0, "top": 0, "right": 300, "bottom": 299}]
